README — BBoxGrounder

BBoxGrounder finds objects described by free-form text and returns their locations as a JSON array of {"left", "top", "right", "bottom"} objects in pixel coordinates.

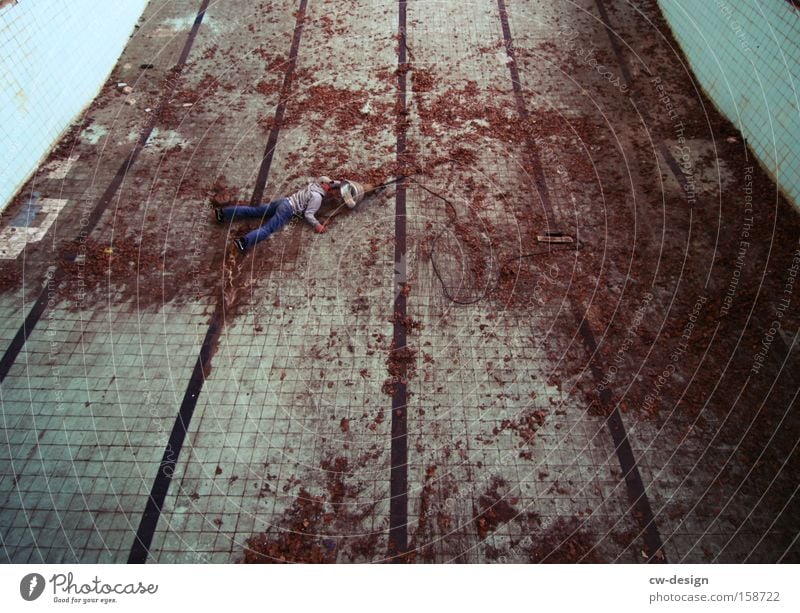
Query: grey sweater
[{"left": 287, "top": 182, "right": 325, "bottom": 227}]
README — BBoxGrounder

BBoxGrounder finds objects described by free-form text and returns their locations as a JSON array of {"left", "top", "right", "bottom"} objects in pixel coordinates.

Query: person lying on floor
[{"left": 214, "top": 176, "right": 340, "bottom": 253}]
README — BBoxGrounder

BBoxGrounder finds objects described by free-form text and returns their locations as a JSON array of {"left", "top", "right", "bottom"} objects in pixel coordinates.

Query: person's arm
[{"left": 304, "top": 192, "right": 325, "bottom": 232}]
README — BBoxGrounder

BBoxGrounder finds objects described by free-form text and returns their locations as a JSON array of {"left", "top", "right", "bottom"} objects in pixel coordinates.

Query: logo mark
[{"left": 20, "top": 573, "right": 45, "bottom": 601}]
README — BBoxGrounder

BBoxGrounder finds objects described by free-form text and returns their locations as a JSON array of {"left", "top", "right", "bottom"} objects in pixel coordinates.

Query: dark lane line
[
  {"left": 593, "top": 0, "right": 692, "bottom": 193},
  {"left": 577, "top": 318, "right": 666, "bottom": 561},
  {"left": 127, "top": 0, "right": 310, "bottom": 564},
  {"left": 592, "top": 0, "right": 705, "bottom": 560},
  {"left": 496, "top": 0, "right": 557, "bottom": 232},
  {"left": 496, "top": 0, "right": 666, "bottom": 563},
  {"left": 0, "top": 0, "right": 211, "bottom": 384},
  {"left": 388, "top": 0, "right": 410, "bottom": 562}
]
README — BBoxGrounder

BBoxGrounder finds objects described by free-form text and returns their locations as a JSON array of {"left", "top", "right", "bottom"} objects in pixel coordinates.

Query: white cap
[
  {"left": 318, "top": 176, "right": 333, "bottom": 185},
  {"left": 341, "top": 182, "right": 356, "bottom": 208}
]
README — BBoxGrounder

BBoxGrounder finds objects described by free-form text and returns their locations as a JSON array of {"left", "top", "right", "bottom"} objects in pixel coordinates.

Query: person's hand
[{"left": 315, "top": 224, "right": 327, "bottom": 234}]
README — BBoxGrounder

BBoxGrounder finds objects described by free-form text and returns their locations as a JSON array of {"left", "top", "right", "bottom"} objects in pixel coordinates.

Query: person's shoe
[
  {"left": 214, "top": 208, "right": 224, "bottom": 224},
  {"left": 233, "top": 237, "right": 247, "bottom": 253}
]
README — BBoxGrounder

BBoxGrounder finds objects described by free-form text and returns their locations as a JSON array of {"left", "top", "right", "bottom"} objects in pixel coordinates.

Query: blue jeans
[{"left": 220, "top": 198, "right": 294, "bottom": 248}]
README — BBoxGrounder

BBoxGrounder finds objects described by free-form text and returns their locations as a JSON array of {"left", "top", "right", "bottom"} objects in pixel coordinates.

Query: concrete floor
[{"left": 1, "top": 0, "right": 798, "bottom": 563}]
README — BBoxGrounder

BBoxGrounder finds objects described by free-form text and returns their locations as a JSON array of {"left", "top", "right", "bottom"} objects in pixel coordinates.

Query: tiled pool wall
[
  {"left": 0, "top": 0, "right": 148, "bottom": 211},
  {"left": 658, "top": 0, "right": 800, "bottom": 209}
]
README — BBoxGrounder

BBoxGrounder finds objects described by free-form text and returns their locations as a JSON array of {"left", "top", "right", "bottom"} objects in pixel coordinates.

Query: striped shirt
[{"left": 287, "top": 182, "right": 325, "bottom": 227}]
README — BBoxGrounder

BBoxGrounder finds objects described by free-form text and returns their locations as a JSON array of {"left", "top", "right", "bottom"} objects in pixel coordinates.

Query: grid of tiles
[
  {"left": 404, "top": 179, "right": 640, "bottom": 562},
  {"left": 148, "top": 0, "right": 400, "bottom": 563},
  {"left": 0, "top": 301, "right": 210, "bottom": 563},
  {"left": 508, "top": 0, "right": 800, "bottom": 563},
  {"left": 149, "top": 215, "right": 397, "bottom": 563},
  {"left": 399, "top": 0, "right": 642, "bottom": 563},
  {"left": 1, "top": 0, "right": 797, "bottom": 566}
]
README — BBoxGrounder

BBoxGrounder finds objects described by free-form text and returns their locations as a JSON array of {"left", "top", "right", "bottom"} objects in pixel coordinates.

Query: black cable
[
  {"left": 408, "top": 176, "right": 583, "bottom": 305},
  {"left": 322, "top": 177, "right": 407, "bottom": 224}
]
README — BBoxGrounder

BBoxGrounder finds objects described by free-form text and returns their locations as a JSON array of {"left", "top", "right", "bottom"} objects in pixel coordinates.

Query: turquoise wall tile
[
  {"left": 659, "top": 0, "right": 800, "bottom": 209},
  {"left": 0, "top": 0, "right": 148, "bottom": 210}
]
